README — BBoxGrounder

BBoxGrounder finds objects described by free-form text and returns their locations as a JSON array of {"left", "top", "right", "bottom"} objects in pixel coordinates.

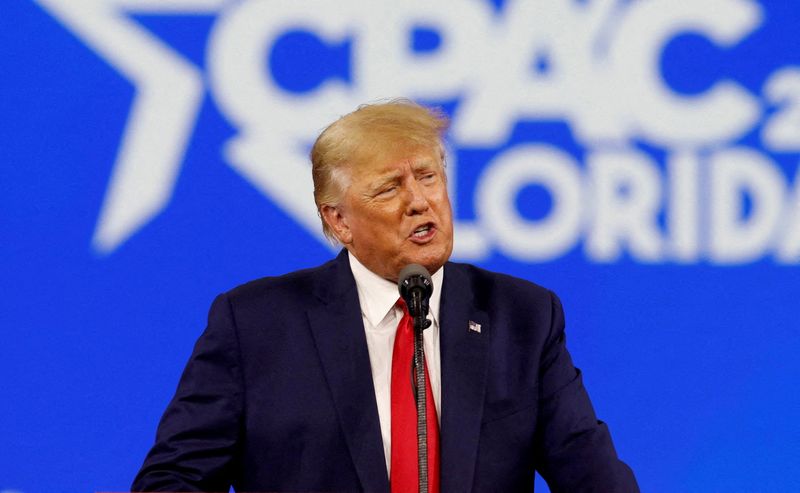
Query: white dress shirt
[{"left": 347, "top": 252, "right": 443, "bottom": 476}]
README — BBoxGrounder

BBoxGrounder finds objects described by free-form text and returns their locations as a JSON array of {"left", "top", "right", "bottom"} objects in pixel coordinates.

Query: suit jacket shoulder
[
  {"left": 445, "top": 261, "right": 555, "bottom": 308},
  {"left": 224, "top": 254, "right": 342, "bottom": 307}
]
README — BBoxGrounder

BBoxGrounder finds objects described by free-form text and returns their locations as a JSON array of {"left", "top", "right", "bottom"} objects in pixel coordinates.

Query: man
[{"left": 133, "top": 100, "right": 638, "bottom": 492}]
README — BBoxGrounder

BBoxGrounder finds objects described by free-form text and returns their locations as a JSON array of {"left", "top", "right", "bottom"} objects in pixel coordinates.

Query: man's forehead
[{"left": 368, "top": 150, "right": 442, "bottom": 174}]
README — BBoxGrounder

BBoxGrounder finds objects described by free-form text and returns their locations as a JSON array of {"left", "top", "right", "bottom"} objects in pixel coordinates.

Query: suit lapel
[
  {"left": 439, "top": 263, "right": 490, "bottom": 493},
  {"left": 307, "top": 251, "right": 390, "bottom": 492}
]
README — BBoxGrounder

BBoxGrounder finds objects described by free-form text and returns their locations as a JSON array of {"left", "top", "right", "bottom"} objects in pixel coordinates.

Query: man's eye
[
  {"left": 420, "top": 173, "right": 436, "bottom": 182},
  {"left": 378, "top": 186, "right": 397, "bottom": 196}
]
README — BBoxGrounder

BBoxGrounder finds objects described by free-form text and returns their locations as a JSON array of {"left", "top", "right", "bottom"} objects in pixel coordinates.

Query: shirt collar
[{"left": 348, "top": 251, "right": 443, "bottom": 328}]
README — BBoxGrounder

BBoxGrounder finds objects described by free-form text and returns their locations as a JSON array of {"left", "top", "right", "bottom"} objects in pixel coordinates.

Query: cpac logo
[{"left": 37, "top": 0, "right": 800, "bottom": 264}]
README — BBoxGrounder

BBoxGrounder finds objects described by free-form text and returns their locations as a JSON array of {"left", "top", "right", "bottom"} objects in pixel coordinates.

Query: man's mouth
[{"left": 410, "top": 223, "right": 436, "bottom": 242}]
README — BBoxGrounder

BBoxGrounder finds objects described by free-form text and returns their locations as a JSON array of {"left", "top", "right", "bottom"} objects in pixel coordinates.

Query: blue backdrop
[{"left": 2, "top": 1, "right": 799, "bottom": 491}]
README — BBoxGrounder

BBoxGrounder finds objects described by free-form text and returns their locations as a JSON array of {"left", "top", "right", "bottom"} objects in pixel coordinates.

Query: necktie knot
[
  {"left": 395, "top": 298, "right": 413, "bottom": 336},
  {"left": 395, "top": 296, "right": 409, "bottom": 314}
]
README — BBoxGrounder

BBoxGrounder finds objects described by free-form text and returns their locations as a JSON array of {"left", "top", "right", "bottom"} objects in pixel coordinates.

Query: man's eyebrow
[
  {"left": 365, "top": 158, "right": 442, "bottom": 194},
  {"left": 412, "top": 158, "right": 438, "bottom": 170},
  {"left": 367, "top": 172, "right": 402, "bottom": 192}
]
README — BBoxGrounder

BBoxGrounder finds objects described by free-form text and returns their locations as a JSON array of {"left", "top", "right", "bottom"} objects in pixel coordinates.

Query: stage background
[{"left": 2, "top": 1, "right": 799, "bottom": 491}]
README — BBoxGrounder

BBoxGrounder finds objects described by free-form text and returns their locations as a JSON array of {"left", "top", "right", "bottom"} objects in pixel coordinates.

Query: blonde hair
[{"left": 311, "top": 99, "right": 450, "bottom": 242}]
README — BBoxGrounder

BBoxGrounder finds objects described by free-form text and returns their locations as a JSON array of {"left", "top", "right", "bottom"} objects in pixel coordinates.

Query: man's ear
[{"left": 320, "top": 204, "right": 353, "bottom": 245}]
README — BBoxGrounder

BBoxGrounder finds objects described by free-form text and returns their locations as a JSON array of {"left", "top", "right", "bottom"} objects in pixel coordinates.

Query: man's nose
[{"left": 404, "top": 178, "right": 430, "bottom": 215}]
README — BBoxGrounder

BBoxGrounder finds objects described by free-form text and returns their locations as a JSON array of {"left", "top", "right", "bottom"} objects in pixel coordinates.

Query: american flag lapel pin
[{"left": 468, "top": 320, "right": 481, "bottom": 334}]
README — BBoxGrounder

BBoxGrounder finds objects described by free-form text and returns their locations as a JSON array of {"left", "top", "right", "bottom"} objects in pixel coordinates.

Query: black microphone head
[{"left": 398, "top": 263, "right": 433, "bottom": 303}]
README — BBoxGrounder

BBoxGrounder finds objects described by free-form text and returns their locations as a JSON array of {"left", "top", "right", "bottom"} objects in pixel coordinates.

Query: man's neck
[{"left": 347, "top": 251, "right": 444, "bottom": 327}]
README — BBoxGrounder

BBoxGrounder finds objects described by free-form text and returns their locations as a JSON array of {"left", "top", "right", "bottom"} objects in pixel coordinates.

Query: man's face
[{"left": 324, "top": 147, "right": 454, "bottom": 281}]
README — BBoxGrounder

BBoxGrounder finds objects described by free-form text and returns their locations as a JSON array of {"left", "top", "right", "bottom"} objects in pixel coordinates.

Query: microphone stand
[{"left": 411, "top": 291, "right": 432, "bottom": 493}]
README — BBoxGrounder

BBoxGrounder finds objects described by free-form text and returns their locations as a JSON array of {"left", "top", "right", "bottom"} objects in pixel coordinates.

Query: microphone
[{"left": 398, "top": 263, "right": 433, "bottom": 327}]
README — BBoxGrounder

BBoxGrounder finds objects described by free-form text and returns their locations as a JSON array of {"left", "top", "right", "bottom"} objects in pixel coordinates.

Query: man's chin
[{"left": 407, "top": 248, "right": 450, "bottom": 275}]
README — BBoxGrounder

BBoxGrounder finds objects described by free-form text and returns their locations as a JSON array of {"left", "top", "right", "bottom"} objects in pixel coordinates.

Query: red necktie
[{"left": 391, "top": 298, "right": 440, "bottom": 493}]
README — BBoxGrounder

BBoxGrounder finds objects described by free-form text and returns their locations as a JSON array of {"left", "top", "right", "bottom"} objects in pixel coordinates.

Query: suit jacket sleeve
[
  {"left": 534, "top": 291, "right": 639, "bottom": 493},
  {"left": 132, "top": 293, "right": 243, "bottom": 492}
]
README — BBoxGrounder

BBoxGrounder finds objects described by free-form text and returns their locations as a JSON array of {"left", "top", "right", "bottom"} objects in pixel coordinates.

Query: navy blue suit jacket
[{"left": 133, "top": 251, "right": 638, "bottom": 492}]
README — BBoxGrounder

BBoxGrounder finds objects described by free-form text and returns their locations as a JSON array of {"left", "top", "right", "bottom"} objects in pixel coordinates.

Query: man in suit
[{"left": 132, "top": 100, "right": 638, "bottom": 492}]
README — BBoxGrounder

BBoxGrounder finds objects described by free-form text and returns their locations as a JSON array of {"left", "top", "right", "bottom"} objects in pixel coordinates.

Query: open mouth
[{"left": 410, "top": 223, "right": 436, "bottom": 241}]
